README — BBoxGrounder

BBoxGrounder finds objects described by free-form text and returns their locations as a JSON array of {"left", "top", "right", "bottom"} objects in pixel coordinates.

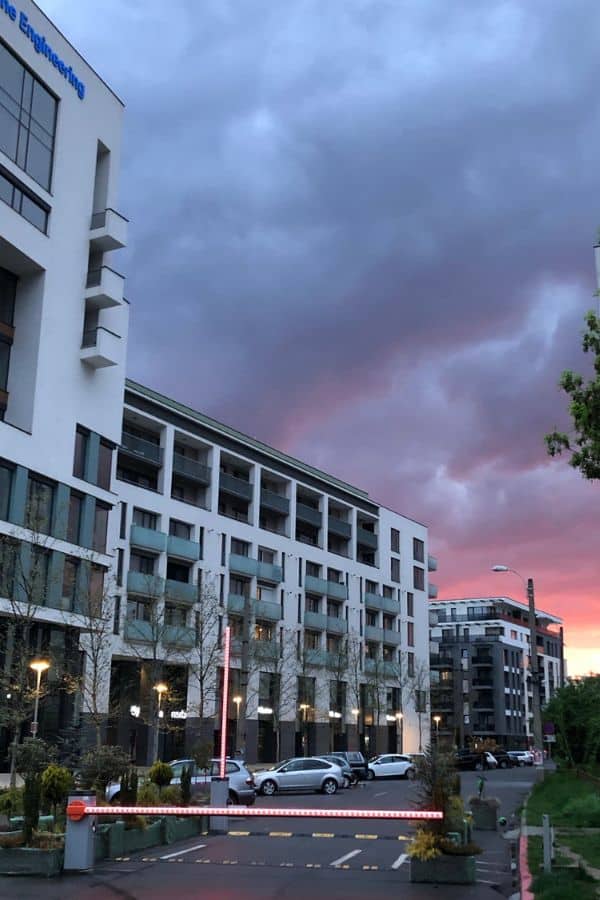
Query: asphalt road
[{"left": 0, "top": 765, "right": 542, "bottom": 899}]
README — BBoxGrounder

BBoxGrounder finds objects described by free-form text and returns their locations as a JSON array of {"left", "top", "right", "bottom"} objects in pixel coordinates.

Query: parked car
[
  {"left": 507, "top": 750, "right": 534, "bottom": 767},
  {"left": 319, "top": 754, "right": 358, "bottom": 786},
  {"left": 254, "top": 757, "right": 344, "bottom": 795},
  {"left": 106, "top": 757, "right": 256, "bottom": 806},
  {"left": 491, "top": 749, "right": 518, "bottom": 769},
  {"left": 326, "top": 750, "right": 369, "bottom": 781},
  {"left": 366, "top": 754, "right": 416, "bottom": 780},
  {"left": 455, "top": 750, "right": 497, "bottom": 771}
]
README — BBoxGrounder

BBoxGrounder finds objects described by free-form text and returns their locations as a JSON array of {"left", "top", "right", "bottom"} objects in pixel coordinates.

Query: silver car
[
  {"left": 169, "top": 757, "right": 256, "bottom": 806},
  {"left": 254, "top": 757, "right": 344, "bottom": 796}
]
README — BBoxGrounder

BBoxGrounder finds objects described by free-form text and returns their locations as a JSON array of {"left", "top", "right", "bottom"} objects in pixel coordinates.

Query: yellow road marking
[
  {"left": 312, "top": 832, "right": 334, "bottom": 838},
  {"left": 229, "top": 830, "right": 250, "bottom": 836},
  {"left": 269, "top": 831, "right": 292, "bottom": 837},
  {"left": 397, "top": 835, "right": 410, "bottom": 841},
  {"left": 355, "top": 834, "right": 378, "bottom": 840}
]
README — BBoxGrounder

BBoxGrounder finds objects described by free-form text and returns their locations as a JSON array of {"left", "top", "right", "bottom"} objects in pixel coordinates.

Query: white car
[
  {"left": 254, "top": 757, "right": 344, "bottom": 795},
  {"left": 366, "top": 754, "right": 416, "bottom": 780},
  {"left": 484, "top": 751, "right": 498, "bottom": 769},
  {"left": 507, "top": 750, "right": 534, "bottom": 767}
]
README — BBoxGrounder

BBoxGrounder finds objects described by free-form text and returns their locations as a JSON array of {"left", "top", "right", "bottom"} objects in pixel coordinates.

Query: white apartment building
[
  {"left": 0, "top": 2, "right": 434, "bottom": 767},
  {"left": 429, "top": 597, "right": 564, "bottom": 748},
  {"left": 0, "top": 1, "right": 128, "bottom": 757}
]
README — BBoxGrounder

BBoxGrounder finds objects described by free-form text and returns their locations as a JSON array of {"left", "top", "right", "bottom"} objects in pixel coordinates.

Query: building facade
[
  {"left": 0, "top": 4, "right": 435, "bottom": 766},
  {"left": 429, "top": 597, "right": 565, "bottom": 749}
]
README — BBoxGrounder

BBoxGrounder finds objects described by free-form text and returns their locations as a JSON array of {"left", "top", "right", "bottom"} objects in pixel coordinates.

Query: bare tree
[{"left": 248, "top": 625, "right": 299, "bottom": 761}]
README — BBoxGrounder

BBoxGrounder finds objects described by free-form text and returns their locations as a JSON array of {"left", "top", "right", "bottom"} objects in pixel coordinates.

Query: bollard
[
  {"left": 64, "top": 791, "right": 96, "bottom": 872},
  {"left": 209, "top": 777, "right": 229, "bottom": 834},
  {"left": 542, "top": 814, "right": 552, "bottom": 873}
]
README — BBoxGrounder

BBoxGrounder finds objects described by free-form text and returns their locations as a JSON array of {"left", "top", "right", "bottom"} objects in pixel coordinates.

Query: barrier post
[
  {"left": 209, "top": 777, "right": 229, "bottom": 833},
  {"left": 64, "top": 791, "right": 96, "bottom": 871}
]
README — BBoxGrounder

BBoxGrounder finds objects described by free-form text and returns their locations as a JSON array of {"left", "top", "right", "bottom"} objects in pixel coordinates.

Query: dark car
[
  {"left": 328, "top": 751, "right": 368, "bottom": 781},
  {"left": 491, "top": 749, "right": 518, "bottom": 769},
  {"left": 455, "top": 750, "right": 495, "bottom": 771},
  {"left": 320, "top": 754, "right": 358, "bottom": 786}
]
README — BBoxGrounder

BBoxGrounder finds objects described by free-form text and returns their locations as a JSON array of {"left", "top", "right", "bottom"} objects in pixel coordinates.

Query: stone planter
[
  {"left": 409, "top": 854, "right": 476, "bottom": 884},
  {"left": 163, "top": 816, "right": 207, "bottom": 845},
  {"left": 470, "top": 802, "right": 498, "bottom": 831},
  {"left": 0, "top": 846, "right": 64, "bottom": 877}
]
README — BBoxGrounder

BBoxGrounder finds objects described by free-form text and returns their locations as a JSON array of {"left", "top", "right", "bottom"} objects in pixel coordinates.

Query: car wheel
[
  {"left": 500, "top": 760, "right": 508, "bottom": 769},
  {"left": 366, "top": 769, "right": 375, "bottom": 781},
  {"left": 343, "top": 776, "right": 351, "bottom": 789},
  {"left": 405, "top": 767, "right": 416, "bottom": 780},
  {"left": 228, "top": 791, "right": 239, "bottom": 805},
  {"left": 322, "top": 778, "right": 338, "bottom": 795},
  {"left": 475, "top": 761, "right": 483, "bottom": 771},
  {"left": 260, "top": 779, "right": 277, "bottom": 796}
]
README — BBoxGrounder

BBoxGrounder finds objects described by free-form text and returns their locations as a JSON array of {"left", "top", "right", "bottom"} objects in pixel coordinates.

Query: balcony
[
  {"left": 304, "top": 611, "right": 327, "bottom": 631},
  {"left": 428, "top": 583, "right": 438, "bottom": 599},
  {"left": 431, "top": 656, "right": 454, "bottom": 668},
  {"left": 326, "top": 616, "right": 348, "bottom": 635},
  {"left": 229, "top": 554, "right": 258, "bottom": 577},
  {"left": 472, "top": 656, "right": 493, "bottom": 666},
  {"left": 227, "top": 594, "right": 248, "bottom": 615},
  {"left": 364, "top": 657, "right": 378, "bottom": 674},
  {"left": 124, "top": 619, "right": 154, "bottom": 643},
  {"left": 296, "top": 503, "right": 322, "bottom": 528},
  {"left": 253, "top": 640, "right": 279, "bottom": 661},
  {"left": 255, "top": 599, "right": 281, "bottom": 621},
  {"left": 130, "top": 525, "right": 167, "bottom": 554},
  {"left": 328, "top": 517, "right": 351, "bottom": 539},
  {"left": 162, "top": 624, "right": 195, "bottom": 649},
  {"left": 473, "top": 678, "right": 494, "bottom": 688},
  {"left": 173, "top": 452, "right": 211, "bottom": 485},
  {"left": 327, "top": 580, "right": 347, "bottom": 601},
  {"left": 121, "top": 432, "right": 163, "bottom": 467},
  {"left": 80, "top": 327, "right": 121, "bottom": 368},
  {"left": 357, "top": 527, "right": 377, "bottom": 550},
  {"left": 219, "top": 472, "right": 253, "bottom": 502},
  {"left": 257, "top": 561, "right": 283, "bottom": 583},
  {"left": 260, "top": 489, "right": 290, "bottom": 516},
  {"left": 305, "top": 575, "right": 327, "bottom": 596},
  {"left": 127, "top": 571, "right": 164, "bottom": 597},
  {"left": 365, "top": 592, "right": 398, "bottom": 615},
  {"left": 305, "top": 648, "right": 327, "bottom": 667},
  {"left": 165, "top": 579, "right": 197, "bottom": 605},
  {"left": 167, "top": 534, "right": 200, "bottom": 562},
  {"left": 383, "top": 628, "right": 402, "bottom": 645},
  {"left": 89, "top": 208, "right": 128, "bottom": 251},
  {"left": 365, "top": 625, "right": 383, "bottom": 642},
  {"left": 428, "top": 554, "right": 438, "bottom": 572},
  {"left": 84, "top": 265, "right": 125, "bottom": 310}
]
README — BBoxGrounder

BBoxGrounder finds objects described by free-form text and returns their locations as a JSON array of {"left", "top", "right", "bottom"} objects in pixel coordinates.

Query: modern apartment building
[
  {"left": 429, "top": 597, "right": 565, "bottom": 749},
  {"left": 108, "top": 381, "right": 436, "bottom": 764},
  {"left": 0, "top": 1, "right": 128, "bottom": 759}
]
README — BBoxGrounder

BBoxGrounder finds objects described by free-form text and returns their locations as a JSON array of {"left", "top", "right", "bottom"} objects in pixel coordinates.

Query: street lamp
[
  {"left": 153, "top": 682, "right": 168, "bottom": 761},
  {"left": 433, "top": 714, "right": 441, "bottom": 742},
  {"left": 351, "top": 707, "right": 360, "bottom": 751},
  {"left": 299, "top": 704, "right": 310, "bottom": 756},
  {"left": 492, "top": 564, "right": 543, "bottom": 754},
  {"left": 29, "top": 659, "right": 50, "bottom": 737},
  {"left": 396, "top": 711, "right": 403, "bottom": 753},
  {"left": 233, "top": 695, "right": 242, "bottom": 755}
]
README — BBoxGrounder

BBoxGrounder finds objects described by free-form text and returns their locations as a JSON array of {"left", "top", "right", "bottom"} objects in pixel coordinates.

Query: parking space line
[
  {"left": 355, "top": 833, "right": 378, "bottom": 840},
  {"left": 373, "top": 792, "right": 387, "bottom": 798},
  {"left": 269, "top": 831, "right": 293, "bottom": 837},
  {"left": 312, "top": 832, "right": 335, "bottom": 838},
  {"left": 330, "top": 849, "right": 362, "bottom": 867},
  {"left": 391, "top": 853, "right": 408, "bottom": 870},
  {"left": 160, "top": 843, "right": 206, "bottom": 860}
]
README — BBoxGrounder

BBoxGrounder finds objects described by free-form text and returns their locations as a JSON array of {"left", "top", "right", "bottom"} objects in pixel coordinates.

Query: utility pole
[{"left": 527, "top": 578, "right": 543, "bottom": 753}]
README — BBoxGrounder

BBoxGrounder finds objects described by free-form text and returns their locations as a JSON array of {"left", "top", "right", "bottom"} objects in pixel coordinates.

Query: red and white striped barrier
[{"left": 67, "top": 799, "right": 442, "bottom": 823}]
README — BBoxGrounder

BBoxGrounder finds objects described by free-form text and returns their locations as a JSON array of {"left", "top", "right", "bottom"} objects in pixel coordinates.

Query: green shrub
[
  {"left": 80, "top": 745, "right": 130, "bottom": 799},
  {"left": 0, "top": 787, "right": 24, "bottom": 817},
  {"left": 22, "top": 774, "right": 41, "bottom": 845},
  {"left": 137, "top": 782, "right": 160, "bottom": 806},
  {"left": 120, "top": 769, "right": 139, "bottom": 806},
  {"left": 159, "top": 785, "right": 182, "bottom": 806},
  {"left": 41, "top": 765, "right": 73, "bottom": 822},
  {"left": 16, "top": 738, "right": 56, "bottom": 778},
  {"left": 563, "top": 794, "right": 600, "bottom": 827},
  {"left": 149, "top": 761, "right": 173, "bottom": 792}
]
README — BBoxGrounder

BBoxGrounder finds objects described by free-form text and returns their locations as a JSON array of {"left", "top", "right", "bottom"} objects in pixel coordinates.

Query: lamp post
[
  {"left": 299, "top": 704, "right": 310, "bottom": 756},
  {"left": 396, "top": 711, "right": 403, "bottom": 753},
  {"left": 492, "top": 565, "right": 543, "bottom": 754},
  {"left": 433, "top": 714, "right": 441, "bottom": 743},
  {"left": 29, "top": 659, "right": 50, "bottom": 737},
  {"left": 153, "top": 682, "right": 168, "bottom": 761},
  {"left": 233, "top": 695, "right": 242, "bottom": 755},
  {"left": 352, "top": 707, "right": 360, "bottom": 751}
]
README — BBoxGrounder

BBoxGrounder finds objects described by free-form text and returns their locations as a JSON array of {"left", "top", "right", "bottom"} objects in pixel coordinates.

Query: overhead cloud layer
[{"left": 42, "top": 0, "right": 599, "bottom": 673}]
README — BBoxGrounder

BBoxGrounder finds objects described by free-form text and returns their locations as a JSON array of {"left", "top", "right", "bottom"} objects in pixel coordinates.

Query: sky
[{"left": 40, "top": 0, "right": 598, "bottom": 675}]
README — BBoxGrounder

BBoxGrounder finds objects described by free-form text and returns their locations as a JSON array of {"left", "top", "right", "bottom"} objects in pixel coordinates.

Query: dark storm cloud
[{"left": 42, "top": 0, "right": 600, "bottom": 669}]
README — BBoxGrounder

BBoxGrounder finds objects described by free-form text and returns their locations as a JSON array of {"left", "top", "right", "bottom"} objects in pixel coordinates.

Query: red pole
[{"left": 219, "top": 626, "right": 231, "bottom": 778}]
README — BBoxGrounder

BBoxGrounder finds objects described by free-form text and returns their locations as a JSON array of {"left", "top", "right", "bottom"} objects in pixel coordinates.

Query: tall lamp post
[
  {"left": 233, "top": 695, "right": 242, "bottom": 755},
  {"left": 492, "top": 565, "right": 543, "bottom": 754},
  {"left": 29, "top": 659, "right": 50, "bottom": 737},
  {"left": 433, "top": 714, "right": 441, "bottom": 743},
  {"left": 153, "top": 682, "right": 168, "bottom": 761},
  {"left": 299, "top": 704, "right": 310, "bottom": 756},
  {"left": 396, "top": 711, "right": 403, "bottom": 753}
]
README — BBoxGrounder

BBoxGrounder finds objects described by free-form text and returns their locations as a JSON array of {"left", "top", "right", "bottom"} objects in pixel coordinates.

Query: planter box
[
  {"left": 0, "top": 846, "right": 64, "bottom": 877},
  {"left": 470, "top": 803, "right": 498, "bottom": 831},
  {"left": 163, "top": 816, "right": 207, "bottom": 845},
  {"left": 409, "top": 854, "right": 476, "bottom": 884},
  {"left": 122, "top": 819, "right": 163, "bottom": 854}
]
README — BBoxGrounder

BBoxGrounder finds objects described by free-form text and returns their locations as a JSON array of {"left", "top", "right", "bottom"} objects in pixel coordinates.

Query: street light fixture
[
  {"left": 299, "top": 703, "right": 310, "bottom": 756},
  {"left": 153, "top": 682, "right": 168, "bottom": 760},
  {"left": 233, "top": 695, "right": 242, "bottom": 755},
  {"left": 433, "top": 714, "right": 441, "bottom": 742},
  {"left": 396, "top": 711, "right": 403, "bottom": 753},
  {"left": 492, "top": 564, "right": 543, "bottom": 754},
  {"left": 29, "top": 659, "right": 50, "bottom": 737}
]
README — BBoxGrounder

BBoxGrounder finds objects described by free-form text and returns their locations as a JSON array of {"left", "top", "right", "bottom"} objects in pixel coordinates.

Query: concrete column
[{"left": 84, "top": 432, "right": 100, "bottom": 484}]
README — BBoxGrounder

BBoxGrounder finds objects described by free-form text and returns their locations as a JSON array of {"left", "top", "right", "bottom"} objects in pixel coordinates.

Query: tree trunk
[{"left": 9, "top": 732, "right": 19, "bottom": 790}]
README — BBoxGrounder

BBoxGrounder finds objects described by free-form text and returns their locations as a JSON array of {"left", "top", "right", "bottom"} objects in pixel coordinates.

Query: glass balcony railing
[
  {"left": 260, "top": 489, "right": 290, "bottom": 516},
  {"left": 121, "top": 432, "right": 163, "bottom": 466},
  {"left": 296, "top": 503, "right": 322, "bottom": 528},
  {"left": 219, "top": 472, "right": 253, "bottom": 501},
  {"left": 173, "top": 452, "right": 211, "bottom": 485}
]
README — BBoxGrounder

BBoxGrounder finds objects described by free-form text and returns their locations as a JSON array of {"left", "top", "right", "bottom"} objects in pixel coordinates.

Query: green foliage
[
  {"left": 159, "top": 785, "right": 182, "bottom": 806},
  {"left": 41, "top": 764, "right": 72, "bottom": 819},
  {"left": 543, "top": 675, "right": 600, "bottom": 767},
  {"left": 180, "top": 765, "right": 192, "bottom": 806},
  {"left": 80, "top": 744, "right": 130, "bottom": 797},
  {"left": 192, "top": 741, "right": 212, "bottom": 773},
  {"left": 526, "top": 770, "right": 594, "bottom": 826},
  {"left": 0, "top": 787, "right": 23, "bottom": 817},
  {"left": 137, "top": 782, "right": 160, "bottom": 806},
  {"left": 414, "top": 745, "right": 458, "bottom": 836},
  {"left": 149, "top": 761, "right": 173, "bottom": 791},
  {"left": 120, "top": 769, "right": 139, "bottom": 806},
  {"left": 22, "top": 774, "right": 41, "bottom": 845},
  {"left": 562, "top": 795, "right": 600, "bottom": 828},
  {"left": 15, "top": 738, "right": 56, "bottom": 779},
  {"left": 545, "top": 310, "right": 600, "bottom": 480},
  {"left": 408, "top": 828, "right": 440, "bottom": 860}
]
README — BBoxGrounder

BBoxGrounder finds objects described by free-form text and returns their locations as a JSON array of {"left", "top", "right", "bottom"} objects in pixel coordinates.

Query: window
[
  {"left": 66, "top": 492, "right": 82, "bottom": 544},
  {"left": 0, "top": 267, "right": 17, "bottom": 326},
  {"left": 26, "top": 476, "right": 54, "bottom": 533},
  {"left": 30, "top": 545, "right": 50, "bottom": 603},
  {"left": 132, "top": 507, "right": 158, "bottom": 530},
  {"left": 119, "top": 502, "right": 127, "bottom": 539},
  {"left": 413, "top": 566, "right": 425, "bottom": 591},
  {"left": 0, "top": 538, "right": 17, "bottom": 596},
  {"left": 258, "top": 547, "right": 275, "bottom": 564},
  {"left": 255, "top": 622, "right": 274, "bottom": 642},
  {"left": 113, "top": 596, "right": 121, "bottom": 634},
  {"left": 231, "top": 538, "right": 249, "bottom": 556},
  {"left": 0, "top": 335, "right": 11, "bottom": 398},
  {"left": 127, "top": 596, "right": 151, "bottom": 622},
  {"left": 306, "top": 595, "right": 320, "bottom": 613},
  {"left": 73, "top": 427, "right": 89, "bottom": 480},
  {"left": 407, "top": 652, "right": 415, "bottom": 677},
  {"left": 165, "top": 603, "right": 187, "bottom": 626},
  {"left": 97, "top": 441, "right": 113, "bottom": 490},
  {"left": 407, "top": 621, "right": 414, "bottom": 647},
  {"left": 62, "top": 557, "right": 79, "bottom": 605},
  {"left": 407, "top": 591, "right": 414, "bottom": 618},
  {"left": 0, "top": 166, "right": 48, "bottom": 232},
  {"left": 391, "top": 558, "right": 400, "bottom": 583},
  {"left": 0, "top": 461, "right": 13, "bottom": 520},
  {"left": 413, "top": 538, "right": 425, "bottom": 562},
  {"left": 230, "top": 576, "right": 250, "bottom": 598},
  {"left": 116, "top": 548, "right": 124, "bottom": 586},
  {"left": 304, "top": 630, "right": 320, "bottom": 650},
  {"left": 89, "top": 566, "right": 105, "bottom": 615},
  {"left": 0, "top": 42, "right": 58, "bottom": 189},
  {"left": 130, "top": 552, "right": 154, "bottom": 575},
  {"left": 382, "top": 585, "right": 394, "bottom": 599},
  {"left": 166, "top": 560, "right": 190, "bottom": 583},
  {"left": 169, "top": 519, "right": 191, "bottom": 540},
  {"left": 366, "top": 611, "right": 378, "bottom": 627},
  {"left": 93, "top": 502, "right": 109, "bottom": 553},
  {"left": 391, "top": 528, "right": 400, "bottom": 554}
]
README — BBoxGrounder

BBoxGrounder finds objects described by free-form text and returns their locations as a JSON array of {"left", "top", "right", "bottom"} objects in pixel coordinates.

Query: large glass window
[
  {"left": 26, "top": 476, "right": 54, "bottom": 534},
  {"left": 72, "top": 427, "right": 88, "bottom": 479},
  {"left": 97, "top": 441, "right": 113, "bottom": 491},
  {"left": 0, "top": 335, "right": 10, "bottom": 394},
  {"left": 0, "top": 462, "right": 13, "bottom": 519},
  {"left": 93, "top": 502, "right": 109, "bottom": 553},
  {"left": 0, "top": 42, "right": 57, "bottom": 190},
  {"left": 0, "top": 267, "right": 17, "bottom": 325},
  {"left": 67, "top": 492, "right": 82, "bottom": 544}
]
